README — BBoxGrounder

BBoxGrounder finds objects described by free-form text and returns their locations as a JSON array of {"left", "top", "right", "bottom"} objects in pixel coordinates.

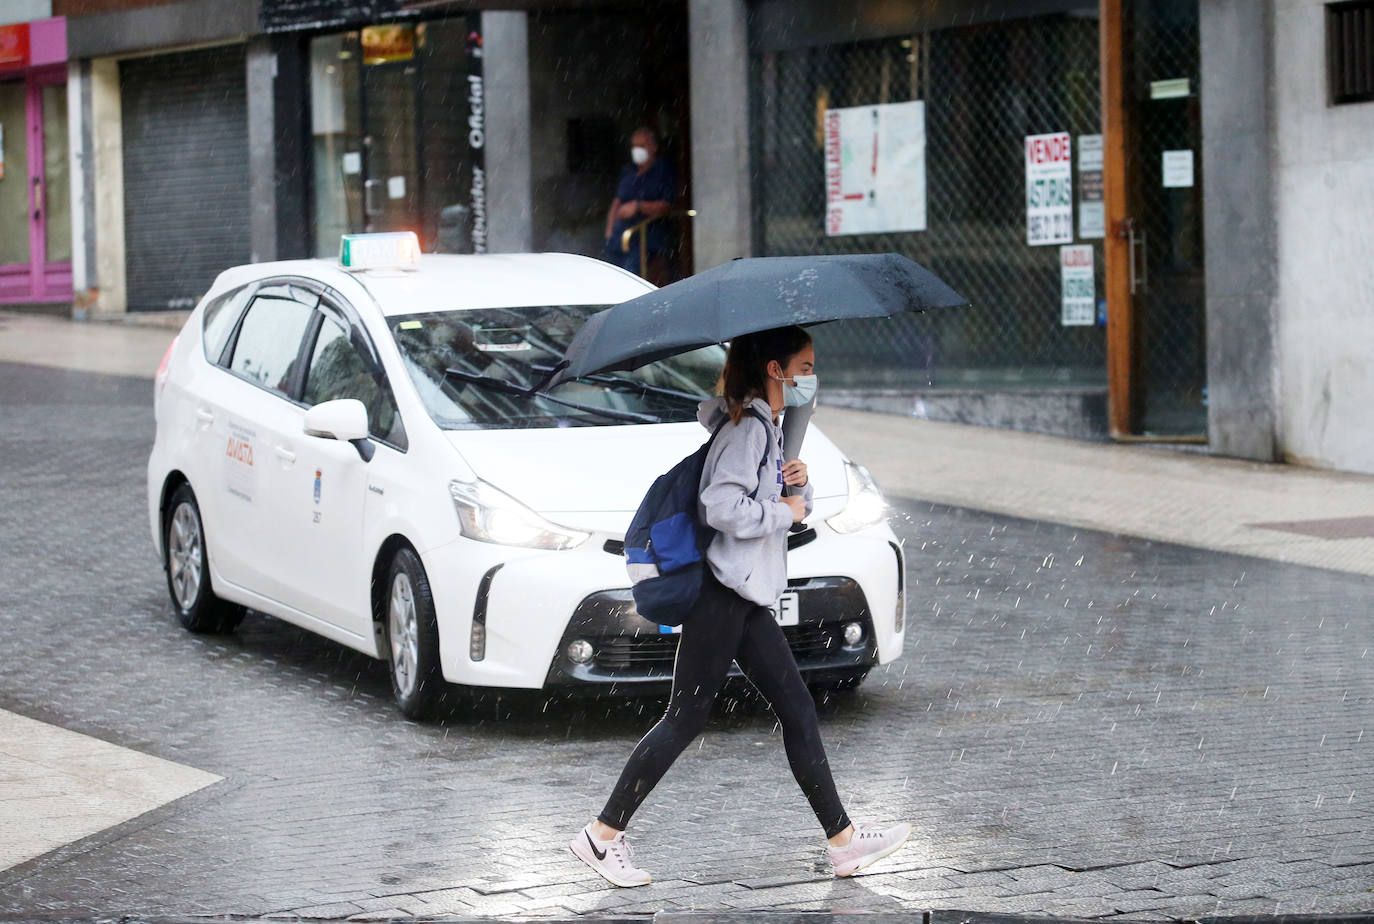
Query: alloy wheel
[
  {"left": 169, "top": 502, "right": 203, "bottom": 610},
  {"left": 389, "top": 572, "right": 419, "bottom": 698}
]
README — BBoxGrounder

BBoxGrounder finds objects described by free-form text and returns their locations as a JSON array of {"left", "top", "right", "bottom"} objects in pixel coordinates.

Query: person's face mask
[
  {"left": 631, "top": 145, "right": 650, "bottom": 166},
  {"left": 774, "top": 373, "right": 818, "bottom": 407}
]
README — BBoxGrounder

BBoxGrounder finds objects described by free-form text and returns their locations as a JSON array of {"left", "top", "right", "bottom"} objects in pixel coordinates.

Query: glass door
[
  {"left": 359, "top": 43, "right": 418, "bottom": 235},
  {"left": 1122, "top": 0, "right": 1205, "bottom": 436},
  {"left": 310, "top": 20, "right": 481, "bottom": 257},
  {"left": 0, "top": 71, "right": 70, "bottom": 303},
  {"left": 0, "top": 78, "right": 31, "bottom": 298}
]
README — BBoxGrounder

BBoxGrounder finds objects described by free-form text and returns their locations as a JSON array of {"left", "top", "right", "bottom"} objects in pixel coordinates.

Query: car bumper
[
  {"left": 544, "top": 575, "right": 878, "bottom": 688},
  {"left": 423, "top": 520, "right": 904, "bottom": 692}
]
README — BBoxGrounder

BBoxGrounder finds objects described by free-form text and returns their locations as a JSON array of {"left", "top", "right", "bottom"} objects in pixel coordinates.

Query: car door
[
  {"left": 283, "top": 295, "right": 408, "bottom": 640},
  {"left": 205, "top": 282, "right": 319, "bottom": 603}
]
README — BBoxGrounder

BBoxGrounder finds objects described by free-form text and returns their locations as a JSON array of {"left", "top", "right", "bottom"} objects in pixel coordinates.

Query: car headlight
[
  {"left": 825, "top": 461, "right": 887, "bottom": 534},
  {"left": 448, "top": 478, "right": 590, "bottom": 550}
]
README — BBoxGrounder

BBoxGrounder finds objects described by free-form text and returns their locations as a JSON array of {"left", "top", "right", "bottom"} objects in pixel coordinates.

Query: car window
[
  {"left": 303, "top": 316, "right": 407, "bottom": 449},
  {"left": 229, "top": 293, "right": 316, "bottom": 396},
  {"left": 389, "top": 306, "right": 724, "bottom": 430},
  {"left": 201, "top": 285, "right": 253, "bottom": 365}
]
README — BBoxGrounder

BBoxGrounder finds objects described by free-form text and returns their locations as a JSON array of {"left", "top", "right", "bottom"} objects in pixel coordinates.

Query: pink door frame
[{"left": 0, "top": 65, "right": 71, "bottom": 304}]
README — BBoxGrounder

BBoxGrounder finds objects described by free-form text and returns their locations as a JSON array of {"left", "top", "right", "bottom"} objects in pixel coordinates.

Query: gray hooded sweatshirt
[{"left": 696, "top": 396, "right": 814, "bottom": 607}]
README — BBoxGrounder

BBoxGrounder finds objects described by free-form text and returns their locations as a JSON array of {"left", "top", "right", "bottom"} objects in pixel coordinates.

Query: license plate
[{"left": 775, "top": 592, "right": 800, "bottom": 627}]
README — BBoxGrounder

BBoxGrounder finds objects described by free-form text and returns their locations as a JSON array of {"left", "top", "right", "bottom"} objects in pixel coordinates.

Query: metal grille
[
  {"left": 1329, "top": 0, "right": 1374, "bottom": 105},
  {"left": 755, "top": 12, "right": 1106, "bottom": 389}
]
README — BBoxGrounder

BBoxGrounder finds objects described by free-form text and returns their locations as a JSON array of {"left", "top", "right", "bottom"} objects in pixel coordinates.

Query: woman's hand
[
  {"left": 782, "top": 459, "right": 808, "bottom": 487},
  {"left": 781, "top": 494, "right": 807, "bottom": 523}
]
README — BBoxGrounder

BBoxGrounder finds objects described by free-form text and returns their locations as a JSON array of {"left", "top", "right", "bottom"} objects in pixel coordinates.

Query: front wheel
[
  {"left": 385, "top": 547, "right": 445, "bottom": 720},
  {"left": 164, "top": 483, "right": 243, "bottom": 634}
]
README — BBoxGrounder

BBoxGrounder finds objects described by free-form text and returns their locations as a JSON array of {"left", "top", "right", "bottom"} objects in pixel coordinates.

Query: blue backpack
[{"left": 625, "top": 407, "right": 770, "bottom": 627}]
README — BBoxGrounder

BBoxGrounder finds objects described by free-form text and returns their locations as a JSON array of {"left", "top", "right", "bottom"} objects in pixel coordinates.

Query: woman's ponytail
[{"left": 719, "top": 326, "right": 812, "bottom": 424}]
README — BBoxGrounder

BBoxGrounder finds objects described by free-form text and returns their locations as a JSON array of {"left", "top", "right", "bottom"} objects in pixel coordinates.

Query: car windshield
[{"left": 389, "top": 305, "right": 724, "bottom": 429}]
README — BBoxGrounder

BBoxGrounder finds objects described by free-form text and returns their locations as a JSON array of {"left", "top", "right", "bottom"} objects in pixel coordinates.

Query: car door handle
[
  {"left": 274, "top": 445, "right": 296, "bottom": 464},
  {"left": 195, "top": 408, "right": 215, "bottom": 425}
]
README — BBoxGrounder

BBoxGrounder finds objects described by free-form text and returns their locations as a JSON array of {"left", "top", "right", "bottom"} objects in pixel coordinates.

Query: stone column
[
  {"left": 482, "top": 11, "right": 533, "bottom": 253},
  {"left": 1200, "top": 0, "right": 1279, "bottom": 461},
  {"left": 688, "top": 0, "right": 751, "bottom": 270},
  {"left": 246, "top": 37, "right": 277, "bottom": 264}
]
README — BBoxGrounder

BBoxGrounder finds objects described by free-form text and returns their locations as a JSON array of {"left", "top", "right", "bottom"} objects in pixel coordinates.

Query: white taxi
[{"left": 147, "top": 234, "right": 906, "bottom": 719}]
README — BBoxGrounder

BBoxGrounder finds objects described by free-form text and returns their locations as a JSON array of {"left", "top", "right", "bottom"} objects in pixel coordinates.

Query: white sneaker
[
  {"left": 569, "top": 822, "right": 652, "bottom": 887},
  {"left": 828, "top": 820, "right": 912, "bottom": 877}
]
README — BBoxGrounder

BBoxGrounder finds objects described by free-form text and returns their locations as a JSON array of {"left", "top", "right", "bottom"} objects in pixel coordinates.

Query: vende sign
[
  {"left": 0, "top": 24, "right": 29, "bottom": 70},
  {"left": 1025, "top": 131, "right": 1073, "bottom": 246}
]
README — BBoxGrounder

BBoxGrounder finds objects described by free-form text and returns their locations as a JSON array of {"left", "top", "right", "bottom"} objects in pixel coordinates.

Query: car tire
[
  {"left": 384, "top": 547, "right": 446, "bottom": 720},
  {"left": 164, "top": 483, "right": 244, "bottom": 634}
]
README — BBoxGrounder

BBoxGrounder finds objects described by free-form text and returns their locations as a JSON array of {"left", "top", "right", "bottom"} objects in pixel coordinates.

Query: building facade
[
  {"left": 16, "top": 0, "right": 1374, "bottom": 473},
  {"left": 0, "top": 5, "right": 71, "bottom": 306}
]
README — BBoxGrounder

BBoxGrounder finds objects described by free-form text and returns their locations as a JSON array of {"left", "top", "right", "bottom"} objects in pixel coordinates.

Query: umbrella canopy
[{"left": 552, "top": 253, "right": 967, "bottom": 385}]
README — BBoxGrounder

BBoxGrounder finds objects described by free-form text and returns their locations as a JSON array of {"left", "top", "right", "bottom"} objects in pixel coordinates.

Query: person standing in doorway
[
  {"left": 569, "top": 326, "right": 911, "bottom": 887},
  {"left": 602, "top": 127, "right": 676, "bottom": 284}
]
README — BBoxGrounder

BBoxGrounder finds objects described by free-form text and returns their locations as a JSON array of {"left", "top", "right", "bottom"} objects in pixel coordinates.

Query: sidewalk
[{"left": 7, "top": 308, "right": 1372, "bottom": 579}]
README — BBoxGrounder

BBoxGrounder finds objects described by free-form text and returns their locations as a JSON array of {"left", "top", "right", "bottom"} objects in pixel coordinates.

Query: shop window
[{"left": 1328, "top": 1, "right": 1374, "bottom": 105}]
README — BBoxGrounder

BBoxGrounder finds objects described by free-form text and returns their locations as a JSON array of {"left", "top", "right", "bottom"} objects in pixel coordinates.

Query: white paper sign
[
  {"left": 1162, "top": 149, "right": 1194, "bottom": 188},
  {"left": 825, "top": 100, "right": 927, "bottom": 236},
  {"left": 341, "top": 152, "right": 361, "bottom": 175},
  {"left": 1060, "top": 244, "right": 1095, "bottom": 326},
  {"left": 1077, "top": 134, "right": 1105, "bottom": 239},
  {"left": 1026, "top": 132, "right": 1073, "bottom": 245},
  {"left": 388, "top": 175, "right": 407, "bottom": 199}
]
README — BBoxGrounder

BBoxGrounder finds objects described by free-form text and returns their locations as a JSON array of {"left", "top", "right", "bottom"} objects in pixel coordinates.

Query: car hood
[{"left": 445, "top": 420, "right": 849, "bottom": 533}]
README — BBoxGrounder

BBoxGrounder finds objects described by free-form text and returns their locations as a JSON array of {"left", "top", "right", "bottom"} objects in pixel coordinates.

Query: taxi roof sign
[{"left": 340, "top": 232, "right": 421, "bottom": 270}]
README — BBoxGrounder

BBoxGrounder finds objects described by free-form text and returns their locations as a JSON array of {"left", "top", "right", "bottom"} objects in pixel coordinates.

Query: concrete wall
[
  {"left": 0, "top": 1, "right": 52, "bottom": 26},
  {"left": 483, "top": 11, "right": 533, "bottom": 253},
  {"left": 246, "top": 38, "right": 277, "bottom": 264},
  {"left": 1271, "top": 0, "right": 1374, "bottom": 473},
  {"left": 89, "top": 56, "right": 125, "bottom": 315},
  {"left": 688, "top": 0, "right": 750, "bottom": 270},
  {"left": 66, "top": 0, "right": 254, "bottom": 58},
  {"left": 1200, "top": 0, "right": 1279, "bottom": 461}
]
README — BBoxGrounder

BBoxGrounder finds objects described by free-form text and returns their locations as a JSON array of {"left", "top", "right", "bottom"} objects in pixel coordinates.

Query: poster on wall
[
  {"left": 824, "top": 100, "right": 926, "bottom": 236},
  {"left": 1077, "top": 134, "right": 1105, "bottom": 239},
  {"left": 1060, "top": 244, "right": 1095, "bottom": 326},
  {"left": 1026, "top": 132, "right": 1073, "bottom": 245}
]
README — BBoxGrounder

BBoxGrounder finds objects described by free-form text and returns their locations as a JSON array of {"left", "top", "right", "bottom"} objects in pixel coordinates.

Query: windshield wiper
[
  {"left": 529, "top": 363, "right": 702, "bottom": 403},
  {"left": 442, "top": 367, "right": 662, "bottom": 424}
]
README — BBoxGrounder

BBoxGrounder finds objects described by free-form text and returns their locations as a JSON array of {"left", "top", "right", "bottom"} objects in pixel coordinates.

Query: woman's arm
[{"left": 700, "top": 420, "right": 792, "bottom": 539}]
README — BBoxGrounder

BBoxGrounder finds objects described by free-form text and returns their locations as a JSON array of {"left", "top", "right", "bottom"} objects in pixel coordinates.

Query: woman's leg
[
  {"left": 733, "top": 605, "right": 852, "bottom": 839},
  {"left": 596, "top": 574, "right": 750, "bottom": 831}
]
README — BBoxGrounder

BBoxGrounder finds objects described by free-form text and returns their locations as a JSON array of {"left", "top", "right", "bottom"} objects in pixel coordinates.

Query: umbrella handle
[{"left": 780, "top": 393, "right": 817, "bottom": 532}]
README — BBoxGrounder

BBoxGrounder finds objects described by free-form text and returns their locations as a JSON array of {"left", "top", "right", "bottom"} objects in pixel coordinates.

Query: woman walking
[{"left": 569, "top": 326, "right": 911, "bottom": 887}]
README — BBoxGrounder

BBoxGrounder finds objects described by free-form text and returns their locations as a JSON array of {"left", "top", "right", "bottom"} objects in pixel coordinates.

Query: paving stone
[{"left": 1, "top": 361, "right": 1373, "bottom": 920}]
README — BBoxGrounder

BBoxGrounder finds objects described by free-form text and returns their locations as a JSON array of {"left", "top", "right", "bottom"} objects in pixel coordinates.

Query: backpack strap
[{"left": 706, "top": 405, "right": 774, "bottom": 500}]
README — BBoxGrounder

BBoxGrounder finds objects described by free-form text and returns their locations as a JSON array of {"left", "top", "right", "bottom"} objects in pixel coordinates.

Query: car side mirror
[{"left": 304, "top": 399, "right": 375, "bottom": 462}]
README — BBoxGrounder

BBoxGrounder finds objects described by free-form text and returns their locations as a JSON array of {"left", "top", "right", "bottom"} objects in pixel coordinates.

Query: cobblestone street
[{"left": 0, "top": 360, "right": 1370, "bottom": 920}]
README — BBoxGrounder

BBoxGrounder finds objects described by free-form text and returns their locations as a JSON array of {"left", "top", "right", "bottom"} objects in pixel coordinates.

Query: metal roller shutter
[{"left": 121, "top": 45, "right": 250, "bottom": 312}]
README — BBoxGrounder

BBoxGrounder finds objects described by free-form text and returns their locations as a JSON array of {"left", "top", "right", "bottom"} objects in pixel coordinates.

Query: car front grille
[{"left": 593, "top": 625, "right": 841, "bottom": 672}]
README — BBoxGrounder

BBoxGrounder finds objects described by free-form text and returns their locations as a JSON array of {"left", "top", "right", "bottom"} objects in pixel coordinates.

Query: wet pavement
[{"left": 0, "top": 360, "right": 1371, "bottom": 921}]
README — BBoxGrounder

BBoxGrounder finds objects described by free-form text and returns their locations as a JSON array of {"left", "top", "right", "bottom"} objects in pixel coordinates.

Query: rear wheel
[
  {"left": 164, "top": 483, "right": 243, "bottom": 633},
  {"left": 386, "top": 547, "right": 445, "bottom": 720}
]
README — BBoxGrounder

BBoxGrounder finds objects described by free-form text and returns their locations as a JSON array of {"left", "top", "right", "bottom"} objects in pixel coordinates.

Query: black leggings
[{"left": 598, "top": 569, "right": 852, "bottom": 838}]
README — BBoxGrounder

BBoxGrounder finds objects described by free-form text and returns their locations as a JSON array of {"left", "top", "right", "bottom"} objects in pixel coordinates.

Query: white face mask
[
  {"left": 631, "top": 145, "right": 650, "bottom": 166},
  {"left": 774, "top": 373, "right": 818, "bottom": 407}
]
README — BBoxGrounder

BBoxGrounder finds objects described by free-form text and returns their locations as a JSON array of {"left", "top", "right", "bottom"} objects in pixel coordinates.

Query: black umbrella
[{"left": 548, "top": 253, "right": 967, "bottom": 386}]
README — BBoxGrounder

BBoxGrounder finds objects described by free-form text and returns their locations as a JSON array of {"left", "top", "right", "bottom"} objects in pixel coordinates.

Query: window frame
[
  {"left": 300, "top": 289, "right": 409, "bottom": 453},
  {"left": 202, "top": 282, "right": 259, "bottom": 366},
  {"left": 219, "top": 277, "right": 322, "bottom": 403}
]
